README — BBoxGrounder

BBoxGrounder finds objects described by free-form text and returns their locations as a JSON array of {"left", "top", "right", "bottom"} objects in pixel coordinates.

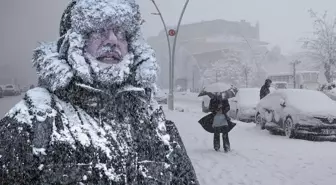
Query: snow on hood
[{"left": 33, "top": 0, "right": 158, "bottom": 94}]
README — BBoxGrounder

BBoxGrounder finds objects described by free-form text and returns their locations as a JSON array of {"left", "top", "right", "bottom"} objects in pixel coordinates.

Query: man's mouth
[{"left": 97, "top": 52, "right": 122, "bottom": 64}]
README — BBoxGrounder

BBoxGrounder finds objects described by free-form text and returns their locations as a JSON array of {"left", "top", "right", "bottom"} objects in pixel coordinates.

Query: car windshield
[{"left": 6, "top": 85, "right": 13, "bottom": 88}]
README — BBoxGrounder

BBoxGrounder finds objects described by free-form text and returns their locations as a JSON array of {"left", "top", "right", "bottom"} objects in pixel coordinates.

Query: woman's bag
[{"left": 212, "top": 113, "right": 228, "bottom": 128}]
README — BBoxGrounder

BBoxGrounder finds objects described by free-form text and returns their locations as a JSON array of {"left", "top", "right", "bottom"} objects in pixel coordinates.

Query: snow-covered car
[
  {"left": 229, "top": 88, "right": 259, "bottom": 122},
  {"left": 255, "top": 89, "right": 336, "bottom": 139},
  {"left": 3, "top": 84, "right": 20, "bottom": 96},
  {"left": 154, "top": 89, "right": 168, "bottom": 104}
]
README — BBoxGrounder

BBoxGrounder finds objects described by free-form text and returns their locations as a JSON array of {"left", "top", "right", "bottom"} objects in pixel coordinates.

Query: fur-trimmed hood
[{"left": 33, "top": 0, "right": 158, "bottom": 96}]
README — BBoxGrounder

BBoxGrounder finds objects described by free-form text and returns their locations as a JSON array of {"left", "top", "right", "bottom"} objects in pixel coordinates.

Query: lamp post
[{"left": 150, "top": 0, "right": 190, "bottom": 110}]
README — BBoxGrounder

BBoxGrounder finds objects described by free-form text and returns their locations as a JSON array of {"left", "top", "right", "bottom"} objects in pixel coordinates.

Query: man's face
[
  {"left": 85, "top": 27, "right": 128, "bottom": 64},
  {"left": 266, "top": 81, "right": 271, "bottom": 86}
]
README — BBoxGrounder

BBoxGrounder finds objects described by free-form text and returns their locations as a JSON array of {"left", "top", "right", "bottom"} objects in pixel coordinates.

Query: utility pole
[
  {"left": 150, "top": 0, "right": 190, "bottom": 110},
  {"left": 291, "top": 60, "right": 301, "bottom": 88},
  {"left": 192, "top": 68, "right": 195, "bottom": 90}
]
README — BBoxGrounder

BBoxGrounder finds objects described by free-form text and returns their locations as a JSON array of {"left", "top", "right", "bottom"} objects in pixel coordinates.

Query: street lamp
[{"left": 150, "top": 0, "right": 190, "bottom": 110}]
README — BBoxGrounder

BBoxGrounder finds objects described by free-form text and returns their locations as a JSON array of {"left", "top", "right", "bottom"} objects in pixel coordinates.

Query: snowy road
[
  {"left": 1, "top": 93, "right": 336, "bottom": 185},
  {"left": 165, "top": 93, "right": 336, "bottom": 185}
]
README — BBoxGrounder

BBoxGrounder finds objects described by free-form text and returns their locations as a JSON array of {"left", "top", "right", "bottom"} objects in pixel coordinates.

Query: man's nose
[{"left": 103, "top": 31, "right": 118, "bottom": 46}]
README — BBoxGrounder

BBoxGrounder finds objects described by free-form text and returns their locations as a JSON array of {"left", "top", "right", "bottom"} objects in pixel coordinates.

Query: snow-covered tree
[
  {"left": 203, "top": 50, "right": 244, "bottom": 86},
  {"left": 302, "top": 9, "right": 336, "bottom": 82}
]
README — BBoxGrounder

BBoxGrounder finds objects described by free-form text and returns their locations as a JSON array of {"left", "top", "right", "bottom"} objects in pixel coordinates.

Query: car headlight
[{"left": 297, "top": 114, "right": 322, "bottom": 125}]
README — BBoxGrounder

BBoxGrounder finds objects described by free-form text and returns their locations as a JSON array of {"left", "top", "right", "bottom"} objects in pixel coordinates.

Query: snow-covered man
[{"left": 0, "top": 0, "right": 199, "bottom": 184}]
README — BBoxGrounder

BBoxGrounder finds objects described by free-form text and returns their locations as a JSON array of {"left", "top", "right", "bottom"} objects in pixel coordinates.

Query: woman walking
[{"left": 209, "top": 93, "right": 231, "bottom": 152}]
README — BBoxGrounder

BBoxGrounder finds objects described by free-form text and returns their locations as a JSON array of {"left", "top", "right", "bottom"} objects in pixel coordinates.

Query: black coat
[
  {"left": 209, "top": 95, "right": 230, "bottom": 115},
  {"left": 0, "top": 86, "right": 200, "bottom": 185},
  {"left": 260, "top": 84, "right": 270, "bottom": 99},
  {"left": 198, "top": 95, "right": 236, "bottom": 133}
]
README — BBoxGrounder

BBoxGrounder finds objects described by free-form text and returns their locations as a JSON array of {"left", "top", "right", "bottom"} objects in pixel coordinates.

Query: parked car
[
  {"left": 255, "top": 89, "right": 336, "bottom": 139},
  {"left": 0, "top": 86, "right": 3, "bottom": 98},
  {"left": 154, "top": 89, "right": 168, "bottom": 104},
  {"left": 3, "top": 84, "right": 21, "bottom": 96},
  {"left": 229, "top": 88, "right": 260, "bottom": 122}
]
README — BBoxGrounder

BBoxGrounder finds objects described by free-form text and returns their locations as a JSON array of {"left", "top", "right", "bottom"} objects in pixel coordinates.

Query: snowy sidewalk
[{"left": 164, "top": 108, "right": 336, "bottom": 185}]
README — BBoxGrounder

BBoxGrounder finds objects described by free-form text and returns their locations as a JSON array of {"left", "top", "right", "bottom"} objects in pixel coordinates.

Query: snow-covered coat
[{"left": 0, "top": 0, "right": 199, "bottom": 184}]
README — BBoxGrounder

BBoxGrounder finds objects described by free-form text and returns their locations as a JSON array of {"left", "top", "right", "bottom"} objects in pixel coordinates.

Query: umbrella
[
  {"left": 203, "top": 82, "right": 232, "bottom": 93},
  {"left": 198, "top": 113, "right": 236, "bottom": 133},
  {"left": 198, "top": 82, "right": 238, "bottom": 99}
]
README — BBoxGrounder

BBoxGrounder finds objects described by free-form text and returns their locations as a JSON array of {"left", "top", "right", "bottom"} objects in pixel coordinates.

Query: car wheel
[
  {"left": 284, "top": 117, "right": 295, "bottom": 138},
  {"left": 255, "top": 113, "right": 264, "bottom": 129}
]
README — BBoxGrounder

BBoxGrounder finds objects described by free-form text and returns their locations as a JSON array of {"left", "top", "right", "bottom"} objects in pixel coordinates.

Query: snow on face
[
  {"left": 33, "top": 0, "right": 158, "bottom": 92},
  {"left": 86, "top": 53, "right": 133, "bottom": 86},
  {"left": 85, "top": 26, "right": 129, "bottom": 64}
]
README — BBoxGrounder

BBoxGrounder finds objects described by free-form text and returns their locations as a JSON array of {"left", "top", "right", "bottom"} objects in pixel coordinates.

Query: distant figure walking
[{"left": 260, "top": 79, "right": 272, "bottom": 99}]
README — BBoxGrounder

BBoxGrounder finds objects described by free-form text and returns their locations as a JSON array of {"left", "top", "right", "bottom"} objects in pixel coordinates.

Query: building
[{"left": 148, "top": 19, "right": 269, "bottom": 90}]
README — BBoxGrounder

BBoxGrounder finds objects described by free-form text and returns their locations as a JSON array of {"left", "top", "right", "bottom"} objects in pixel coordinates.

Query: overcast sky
[{"left": 1, "top": 0, "right": 336, "bottom": 83}]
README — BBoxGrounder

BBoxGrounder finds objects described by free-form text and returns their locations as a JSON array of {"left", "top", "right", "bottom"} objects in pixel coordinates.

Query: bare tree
[
  {"left": 302, "top": 9, "right": 336, "bottom": 82},
  {"left": 241, "top": 63, "right": 253, "bottom": 87}
]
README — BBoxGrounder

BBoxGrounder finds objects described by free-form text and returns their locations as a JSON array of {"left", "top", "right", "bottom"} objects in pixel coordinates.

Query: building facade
[{"left": 148, "top": 19, "right": 268, "bottom": 90}]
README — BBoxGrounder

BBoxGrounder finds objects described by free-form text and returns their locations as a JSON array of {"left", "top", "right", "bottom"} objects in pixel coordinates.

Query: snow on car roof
[{"left": 277, "top": 89, "right": 336, "bottom": 115}]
